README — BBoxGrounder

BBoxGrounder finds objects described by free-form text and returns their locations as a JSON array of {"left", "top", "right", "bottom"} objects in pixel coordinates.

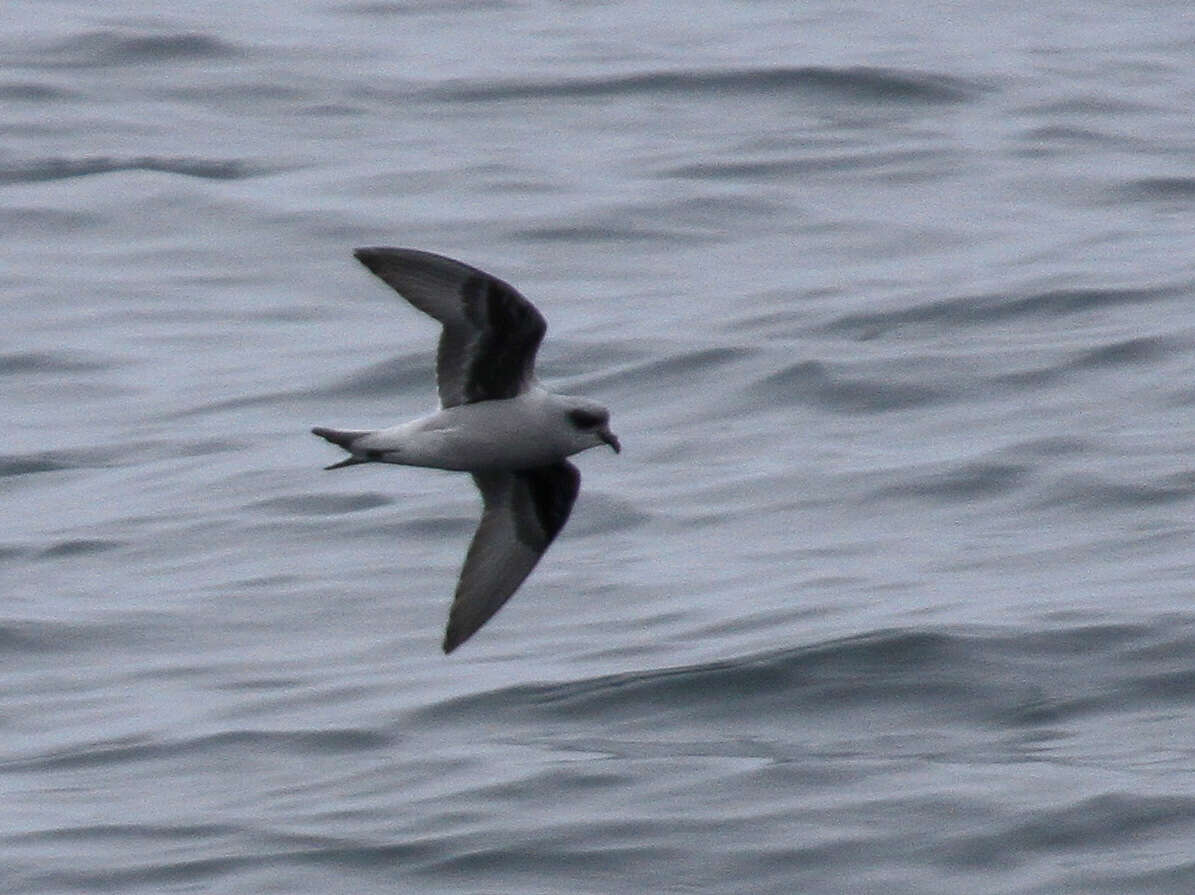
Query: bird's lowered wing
[{"left": 443, "top": 461, "right": 581, "bottom": 652}]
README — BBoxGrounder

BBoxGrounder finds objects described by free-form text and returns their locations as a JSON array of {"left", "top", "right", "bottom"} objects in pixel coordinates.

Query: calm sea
[{"left": 4, "top": 1, "right": 1195, "bottom": 892}]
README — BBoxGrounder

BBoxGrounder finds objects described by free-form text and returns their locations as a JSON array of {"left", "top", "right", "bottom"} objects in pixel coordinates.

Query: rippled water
[{"left": 4, "top": 2, "right": 1195, "bottom": 893}]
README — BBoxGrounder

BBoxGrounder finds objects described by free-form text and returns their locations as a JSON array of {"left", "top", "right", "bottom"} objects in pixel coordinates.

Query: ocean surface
[{"left": 4, "top": 1, "right": 1195, "bottom": 892}]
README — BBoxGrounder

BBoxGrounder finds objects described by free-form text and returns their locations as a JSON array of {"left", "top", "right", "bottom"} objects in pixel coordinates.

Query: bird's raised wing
[
  {"left": 443, "top": 461, "right": 581, "bottom": 653},
  {"left": 353, "top": 247, "right": 547, "bottom": 408}
]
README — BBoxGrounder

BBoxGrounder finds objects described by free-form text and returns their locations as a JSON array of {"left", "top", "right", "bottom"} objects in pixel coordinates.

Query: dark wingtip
[
  {"left": 353, "top": 247, "right": 389, "bottom": 273},
  {"left": 443, "top": 617, "right": 475, "bottom": 654}
]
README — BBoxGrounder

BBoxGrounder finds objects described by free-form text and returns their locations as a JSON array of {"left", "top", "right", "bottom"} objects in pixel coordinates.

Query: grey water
[{"left": 4, "top": 1, "right": 1195, "bottom": 892}]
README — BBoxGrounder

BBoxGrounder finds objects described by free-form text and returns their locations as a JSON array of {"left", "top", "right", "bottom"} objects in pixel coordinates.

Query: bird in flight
[{"left": 313, "top": 248, "right": 620, "bottom": 653}]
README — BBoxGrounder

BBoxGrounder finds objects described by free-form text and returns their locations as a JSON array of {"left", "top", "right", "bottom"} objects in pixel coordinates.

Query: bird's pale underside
[{"left": 313, "top": 248, "right": 619, "bottom": 653}]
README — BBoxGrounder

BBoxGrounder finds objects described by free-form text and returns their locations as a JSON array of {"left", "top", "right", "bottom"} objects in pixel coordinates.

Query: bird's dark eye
[{"left": 568, "top": 408, "right": 605, "bottom": 430}]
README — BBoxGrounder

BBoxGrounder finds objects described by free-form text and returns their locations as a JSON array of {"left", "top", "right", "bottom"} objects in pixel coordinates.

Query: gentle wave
[
  {"left": 431, "top": 65, "right": 983, "bottom": 103},
  {"left": 414, "top": 622, "right": 1195, "bottom": 729},
  {"left": 0, "top": 449, "right": 116, "bottom": 478},
  {"left": 0, "top": 156, "right": 260, "bottom": 185},
  {"left": 939, "top": 793, "right": 1195, "bottom": 868},
  {"left": 38, "top": 538, "right": 125, "bottom": 559},
  {"left": 0, "top": 617, "right": 168, "bottom": 657},
  {"left": 1067, "top": 336, "right": 1169, "bottom": 370},
  {"left": 252, "top": 494, "right": 394, "bottom": 517},
  {"left": 7, "top": 728, "right": 393, "bottom": 773},
  {"left": 513, "top": 222, "right": 714, "bottom": 246},
  {"left": 988, "top": 336, "right": 1174, "bottom": 392},
  {"left": 1034, "top": 473, "right": 1195, "bottom": 510},
  {"left": 41, "top": 30, "right": 241, "bottom": 67},
  {"left": 9, "top": 821, "right": 241, "bottom": 845},
  {"left": 344, "top": 0, "right": 514, "bottom": 16},
  {"left": 868, "top": 461, "right": 1031, "bottom": 502},
  {"left": 582, "top": 347, "right": 751, "bottom": 393},
  {"left": 747, "top": 359, "right": 952, "bottom": 413},
  {"left": 1117, "top": 176, "right": 1195, "bottom": 201},
  {"left": 823, "top": 285, "right": 1181, "bottom": 337},
  {"left": 0, "top": 350, "right": 112, "bottom": 374},
  {"left": 0, "top": 81, "right": 78, "bottom": 100},
  {"left": 666, "top": 147, "right": 963, "bottom": 183},
  {"left": 317, "top": 354, "right": 437, "bottom": 399}
]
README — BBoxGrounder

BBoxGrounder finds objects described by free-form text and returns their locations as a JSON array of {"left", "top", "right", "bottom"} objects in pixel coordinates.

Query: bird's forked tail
[{"left": 311, "top": 427, "right": 371, "bottom": 470}]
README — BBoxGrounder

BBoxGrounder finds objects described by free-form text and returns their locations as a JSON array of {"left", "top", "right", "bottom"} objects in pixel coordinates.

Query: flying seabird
[{"left": 313, "top": 248, "right": 620, "bottom": 653}]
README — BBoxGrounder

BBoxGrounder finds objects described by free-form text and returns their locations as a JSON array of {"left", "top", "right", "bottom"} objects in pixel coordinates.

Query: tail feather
[
  {"left": 311, "top": 426, "right": 366, "bottom": 449},
  {"left": 312, "top": 426, "right": 371, "bottom": 470},
  {"left": 323, "top": 456, "right": 368, "bottom": 470}
]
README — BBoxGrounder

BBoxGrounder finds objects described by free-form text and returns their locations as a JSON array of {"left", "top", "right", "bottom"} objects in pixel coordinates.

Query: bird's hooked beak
[{"left": 599, "top": 427, "right": 621, "bottom": 454}]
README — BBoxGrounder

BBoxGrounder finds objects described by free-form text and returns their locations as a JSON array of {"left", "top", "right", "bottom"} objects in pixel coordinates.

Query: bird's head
[{"left": 563, "top": 399, "right": 620, "bottom": 455}]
